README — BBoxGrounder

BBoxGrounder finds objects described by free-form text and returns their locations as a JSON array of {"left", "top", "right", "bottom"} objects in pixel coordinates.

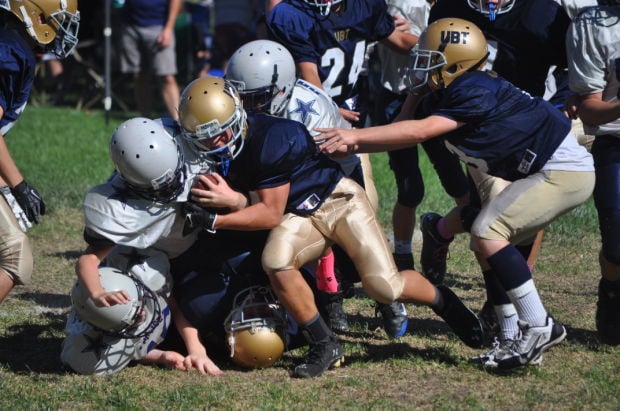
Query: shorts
[{"left": 120, "top": 24, "right": 177, "bottom": 76}]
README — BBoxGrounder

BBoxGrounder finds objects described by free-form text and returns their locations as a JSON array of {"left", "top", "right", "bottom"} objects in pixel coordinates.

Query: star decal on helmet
[{"left": 289, "top": 98, "right": 320, "bottom": 124}]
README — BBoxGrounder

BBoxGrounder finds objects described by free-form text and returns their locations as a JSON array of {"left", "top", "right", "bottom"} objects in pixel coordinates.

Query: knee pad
[
  {"left": 361, "top": 273, "right": 403, "bottom": 304},
  {"left": 0, "top": 230, "right": 33, "bottom": 285}
]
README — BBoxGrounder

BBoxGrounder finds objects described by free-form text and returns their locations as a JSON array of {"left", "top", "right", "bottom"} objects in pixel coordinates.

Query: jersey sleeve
[
  {"left": 369, "top": 0, "right": 396, "bottom": 41},
  {"left": 566, "top": 11, "right": 607, "bottom": 95},
  {"left": 266, "top": 4, "right": 320, "bottom": 64}
]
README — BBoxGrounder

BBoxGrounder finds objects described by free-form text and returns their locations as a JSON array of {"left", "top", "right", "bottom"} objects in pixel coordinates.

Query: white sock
[{"left": 506, "top": 279, "right": 547, "bottom": 327}]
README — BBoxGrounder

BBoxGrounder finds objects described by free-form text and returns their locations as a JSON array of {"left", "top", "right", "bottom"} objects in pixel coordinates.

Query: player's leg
[
  {"left": 591, "top": 135, "right": 620, "bottom": 345},
  {"left": 471, "top": 169, "right": 594, "bottom": 369},
  {"left": 262, "top": 214, "right": 344, "bottom": 378},
  {"left": 0, "top": 200, "right": 33, "bottom": 303}
]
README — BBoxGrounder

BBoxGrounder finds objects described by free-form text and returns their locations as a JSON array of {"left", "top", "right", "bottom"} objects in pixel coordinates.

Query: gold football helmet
[
  {"left": 406, "top": 18, "right": 488, "bottom": 91},
  {"left": 178, "top": 76, "right": 247, "bottom": 166},
  {"left": 0, "top": 0, "right": 80, "bottom": 58},
  {"left": 224, "top": 286, "right": 287, "bottom": 369}
]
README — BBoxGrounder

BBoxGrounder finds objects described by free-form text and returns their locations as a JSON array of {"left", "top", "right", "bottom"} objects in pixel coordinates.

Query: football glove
[
  {"left": 11, "top": 180, "right": 46, "bottom": 224},
  {"left": 183, "top": 202, "right": 217, "bottom": 235}
]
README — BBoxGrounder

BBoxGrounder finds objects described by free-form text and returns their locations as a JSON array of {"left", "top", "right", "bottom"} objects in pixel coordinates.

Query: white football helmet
[
  {"left": 61, "top": 322, "right": 137, "bottom": 376},
  {"left": 303, "top": 0, "right": 344, "bottom": 16},
  {"left": 466, "top": 0, "right": 515, "bottom": 21},
  {"left": 0, "top": 0, "right": 80, "bottom": 58},
  {"left": 71, "top": 266, "right": 169, "bottom": 341},
  {"left": 226, "top": 40, "right": 296, "bottom": 116},
  {"left": 224, "top": 286, "right": 287, "bottom": 369},
  {"left": 109, "top": 117, "right": 185, "bottom": 203},
  {"left": 178, "top": 77, "right": 247, "bottom": 166}
]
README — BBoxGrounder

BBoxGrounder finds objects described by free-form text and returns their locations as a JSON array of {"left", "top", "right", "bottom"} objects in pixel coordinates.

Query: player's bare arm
[
  {"left": 75, "top": 245, "right": 131, "bottom": 307},
  {"left": 578, "top": 92, "right": 620, "bottom": 126},
  {"left": 190, "top": 173, "right": 249, "bottom": 211}
]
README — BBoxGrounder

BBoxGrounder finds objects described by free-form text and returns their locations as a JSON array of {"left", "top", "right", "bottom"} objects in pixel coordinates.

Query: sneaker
[
  {"left": 478, "top": 300, "right": 500, "bottom": 342},
  {"left": 393, "top": 252, "right": 414, "bottom": 271},
  {"left": 420, "top": 213, "right": 453, "bottom": 284},
  {"left": 596, "top": 278, "right": 620, "bottom": 345},
  {"left": 293, "top": 336, "right": 344, "bottom": 378},
  {"left": 432, "top": 285, "right": 485, "bottom": 348},
  {"left": 376, "top": 302, "right": 408, "bottom": 338},
  {"left": 495, "top": 316, "right": 566, "bottom": 370},
  {"left": 326, "top": 300, "right": 349, "bottom": 333},
  {"left": 470, "top": 337, "right": 542, "bottom": 368}
]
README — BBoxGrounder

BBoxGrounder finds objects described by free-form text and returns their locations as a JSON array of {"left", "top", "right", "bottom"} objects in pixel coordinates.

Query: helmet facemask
[
  {"left": 466, "top": 0, "right": 515, "bottom": 21},
  {"left": 46, "top": 6, "right": 80, "bottom": 58},
  {"left": 303, "top": 0, "right": 344, "bottom": 16},
  {"left": 405, "top": 46, "right": 448, "bottom": 91}
]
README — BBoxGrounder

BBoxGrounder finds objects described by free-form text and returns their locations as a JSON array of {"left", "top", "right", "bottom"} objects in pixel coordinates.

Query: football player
[
  {"left": 61, "top": 118, "right": 252, "bottom": 375},
  {"left": 0, "top": 0, "right": 79, "bottom": 305},
  {"left": 266, "top": 0, "right": 417, "bottom": 127},
  {"left": 373, "top": 0, "right": 470, "bottom": 286},
  {"left": 566, "top": 1, "right": 620, "bottom": 345},
  {"left": 225, "top": 38, "right": 409, "bottom": 339},
  {"left": 423, "top": 0, "right": 578, "bottom": 341},
  {"left": 178, "top": 76, "right": 485, "bottom": 378},
  {"left": 266, "top": 0, "right": 418, "bottom": 332},
  {"left": 315, "top": 18, "right": 594, "bottom": 370}
]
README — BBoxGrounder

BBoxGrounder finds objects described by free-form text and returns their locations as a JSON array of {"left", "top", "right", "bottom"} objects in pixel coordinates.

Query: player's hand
[
  {"left": 182, "top": 202, "right": 218, "bottom": 235},
  {"left": 183, "top": 352, "right": 223, "bottom": 376},
  {"left": 314, "top": 127, "right": 359, "bottom": 156},
  {"left": 338, "top": 107, "right": 360, "bottom": 123},
  {"left": 11, "top": 180, "right": 46, "bottom": 224},
  {"left": 190, "top": 173, "right": 247, "bottom": 210},
  {"left": 90, "top": 289, "right": 132, "bottom": 307},
  {"left": 393, "top": 15, "right": 411, "bottom": 33}
]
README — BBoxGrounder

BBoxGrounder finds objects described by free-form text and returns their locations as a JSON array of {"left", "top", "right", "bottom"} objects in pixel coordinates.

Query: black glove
[
  {"left": 182, "top": 202, "right": 217, "bottom": 235},
  {"left": 11, "top": 181, "right": 46, "bottom": 224}
]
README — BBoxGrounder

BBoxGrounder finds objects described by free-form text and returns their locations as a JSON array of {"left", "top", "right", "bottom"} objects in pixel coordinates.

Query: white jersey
[
  {"left": 553, "top": 0, "right": 598, "bottom": 18},
  {"left": 567, "top": 5, "right": 620, "bottom": 137},
  {"left": 285, "top": 79, "right": 360, "bottom": 175},
  {"left": 62, "top": 118, "right": 211, "bottom": 375},
  {"left": 377, "top": 0, "right": 430, "bottom": 94}
]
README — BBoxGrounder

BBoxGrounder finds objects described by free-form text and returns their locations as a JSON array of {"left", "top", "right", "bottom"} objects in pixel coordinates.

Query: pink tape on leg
[{"left": 316, "top": 251, "right": 339, "bottom": 293}]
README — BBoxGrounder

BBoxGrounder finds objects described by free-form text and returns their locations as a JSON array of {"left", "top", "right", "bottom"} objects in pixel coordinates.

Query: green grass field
[{"left": 0, "top": 106, "right": 618, "bottom": 410}]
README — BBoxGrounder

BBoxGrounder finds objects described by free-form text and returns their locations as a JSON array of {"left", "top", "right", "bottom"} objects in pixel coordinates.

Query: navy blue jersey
[
  {"left": 416, "top": 71, "right": 570, "bottom": 181},
  {"left": 227, "top": 113, "right": 343, "bottom": 215},
  {"left": 267, "top": 0, "right": 394, "bottom": 107},
  {"left": 429, "top": 0, "right": 570, "bottom": 98},
  {"left": 0, "top": 27, "right": 36, "bottom": 136}
]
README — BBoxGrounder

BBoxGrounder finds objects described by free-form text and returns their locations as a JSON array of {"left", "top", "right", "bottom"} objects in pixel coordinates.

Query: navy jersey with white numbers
[
  {"left": 267, "top": 0, "right": 394, "bottom": 106},
  {"left": 429, "top": 0, "right": 570, "bottom": 98},
  {"left": 227, "top": 113, "right": 343, "bottom": 215},
  {"left": 0, "top": 28, "right": 36, "bottom": 136},
  {"left": 416, "top": 71, "right": 570, "bottom": 181}
]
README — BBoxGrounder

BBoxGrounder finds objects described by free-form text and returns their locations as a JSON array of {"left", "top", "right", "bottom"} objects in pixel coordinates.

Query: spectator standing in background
[{"left": 120, "top": 0, "right": 182, "bottom": 120}]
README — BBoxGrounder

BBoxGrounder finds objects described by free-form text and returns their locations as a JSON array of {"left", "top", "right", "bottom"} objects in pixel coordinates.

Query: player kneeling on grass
[{"left": 315, "top": 18, "right": 595, "bottom": 370}]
